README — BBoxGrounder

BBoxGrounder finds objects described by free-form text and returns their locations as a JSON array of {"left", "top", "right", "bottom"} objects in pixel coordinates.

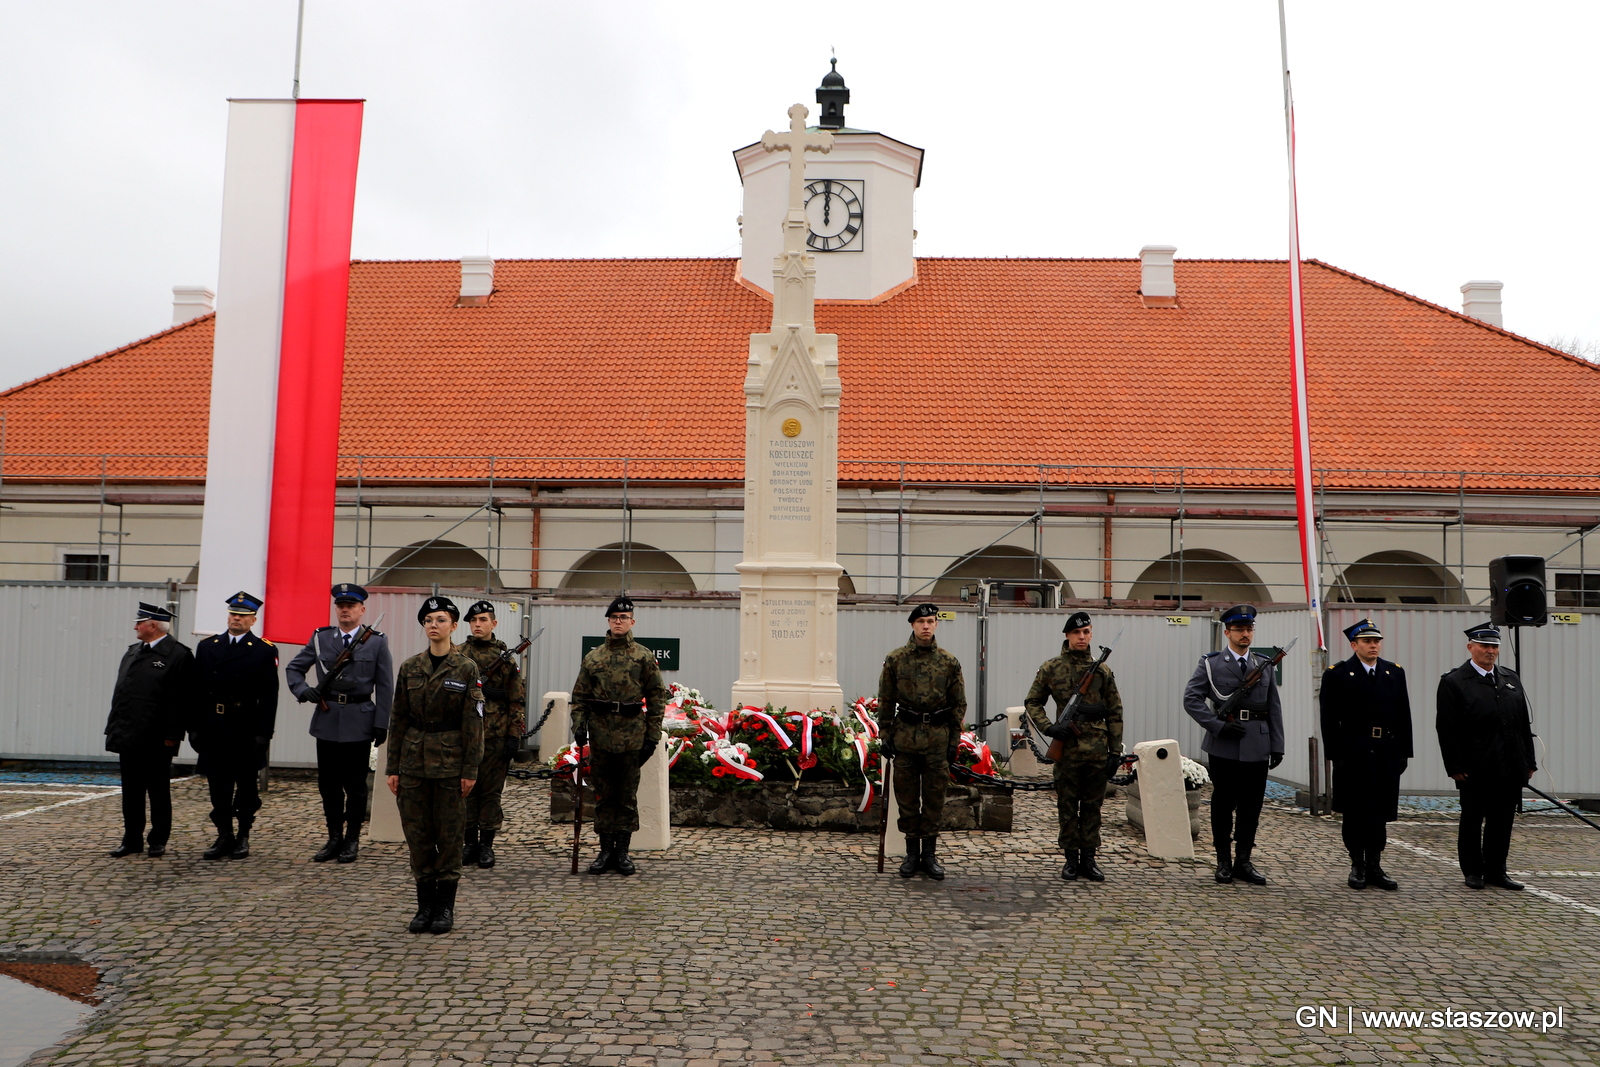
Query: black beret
[
  {"left": 464, "top": 600, "right": 496, "bottom": 620},
  {"left": 907, "top": 603, "right": 940, "bottom": 623},
  {"left": 606, "top": 596, "right": 635, "bottom": 617},
  {"left": 1063, "top": 611, "right": 1092, "bottom": 634},
  {"left": 418, "top": 596, "right": 460, "bottom": 624}
]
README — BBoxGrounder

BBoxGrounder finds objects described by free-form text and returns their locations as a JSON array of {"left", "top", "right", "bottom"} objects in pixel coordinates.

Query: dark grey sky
[{"left": 3, "top": 0, "right": 1595, "bottom": 389}]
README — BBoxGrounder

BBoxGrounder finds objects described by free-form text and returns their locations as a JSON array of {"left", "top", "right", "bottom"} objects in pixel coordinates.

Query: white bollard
[
  {"left": 882, "top": 766, "right": 906, "bottom": 859},
  {"left": 634, "top": 735, "right": 672, "bottom": 851},
  {"left": 367, "top": 740, "right": 404, "bottom": 843},
  {"left": 1132, "top": 738, "right": 1195, "bottom": 860},
  {"left": 541, "top": 691, "right": 572, "bottom": 755},
  {"left": 1006, "top": 706, "right": 1041, "bottom": 776}
]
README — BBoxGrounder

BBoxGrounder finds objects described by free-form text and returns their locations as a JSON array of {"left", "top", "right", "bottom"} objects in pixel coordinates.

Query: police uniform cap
[
  {"left": 136, "top": 601, "right": 174, "bottom": 623},
  {"left": 1063, "top": 610, "right": 1092, "bottom": 634},
  {"left": 1343, "top": 618, "right": 1383, "bottom": 642},
  {"left": 225, "top": 590, "right": 263, "bottom": 615},
  {"left": 331, "top": 583, "right": 369, "bottom": 603},
  {"left": 907, "top": 603, "right": 940, "bottom": 624},
  {"left": 605, "top": 596, "right": 635, "bottom": 617},
  {"left": 464, "top": 600, "right": 496, "bottom": 621},
  {"left": 419, "top": 596, "right": 460, "bottom": 624},
  {"left": 1220, "top": 604, "right": 1258, "bottom": 627},
  {"left": 1464, "top": 621, "right": 1501, "bottom": 645}
]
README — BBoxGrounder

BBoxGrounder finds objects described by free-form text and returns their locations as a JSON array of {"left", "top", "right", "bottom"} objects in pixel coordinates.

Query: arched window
[
  {"left": 1333, "top": 551, "right": 1466, "bottom": 605},
  {"left": 371, "top": 540, "right": 502, "bottom": 590},
  {"left": 838, "top": 571, "right": 857, "bottom": 598},
  {"left": 1126, "top": 550, "right": 1270, "bottom": 605},
  {"left": 560, "top": 542, "right": 697, "bottom": 593},
  {"left": 932, "top": 545, "right": 1071, "bottom": 605}
]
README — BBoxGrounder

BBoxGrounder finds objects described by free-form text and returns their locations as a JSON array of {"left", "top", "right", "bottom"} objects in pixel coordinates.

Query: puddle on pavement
[{"left": 0, "top": 955, "right": 100, "bottom": 1067}]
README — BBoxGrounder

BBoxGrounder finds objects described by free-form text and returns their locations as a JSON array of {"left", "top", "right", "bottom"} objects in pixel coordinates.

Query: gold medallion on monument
[{"left": 781, "top": 418, "right": 802, "bottom": 438}]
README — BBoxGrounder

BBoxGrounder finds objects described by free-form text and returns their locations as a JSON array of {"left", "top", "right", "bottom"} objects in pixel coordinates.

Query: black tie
[{"left": 343, "top": 633, "right": 352, "bottom": 650}]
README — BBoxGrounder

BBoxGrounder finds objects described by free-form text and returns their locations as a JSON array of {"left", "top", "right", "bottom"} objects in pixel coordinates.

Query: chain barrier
[
  {"left": 950, "top": 754, "right": 1139, "bottom": 793},
  {"left": 508, "top": 699, "right": 562, "bottom": 782}
]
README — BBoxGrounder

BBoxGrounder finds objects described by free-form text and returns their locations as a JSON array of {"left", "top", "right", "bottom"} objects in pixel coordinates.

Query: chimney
[
  {"left": 457, "top": 255, "right": 494, "bottom": 307},
  {"left": 1460, "top": 280, "right": 1503, "bottom": 328},
  {"left": 1139, "top": 245, "right": 1178, "bottom": 307},
  {"left": 172, "top": 285, "right": 215, "bottom": 325}
]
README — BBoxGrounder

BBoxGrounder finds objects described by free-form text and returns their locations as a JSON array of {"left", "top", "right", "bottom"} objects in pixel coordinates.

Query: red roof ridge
[
  {"left": 0, "top": 313, "right": 215, "bottom": 400},
  {"left": 349, "top": 256, "right": 741, "bottom": 265}
]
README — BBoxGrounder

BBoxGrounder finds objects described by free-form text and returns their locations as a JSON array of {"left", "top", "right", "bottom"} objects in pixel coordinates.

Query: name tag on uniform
[{"left": 443, "top": 679, "right": 468, "bottom": 692}]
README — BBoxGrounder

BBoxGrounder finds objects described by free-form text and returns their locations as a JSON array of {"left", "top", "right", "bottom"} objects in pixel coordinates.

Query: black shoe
[
  {"left": 1347, "top": 862, "right": 1367, "bottom": 890},
  {"left": 898, "top": 837, "right": 921, "bottom": 879},
  {"left": 614, "top": 832, "right": 637, "bottom": 876},
  {"left": 429, "top": 881, "right": 457, "bottom": 933},
  {"left": 462, "top": 827, "right": 481, "bottom": 868},
  {"left": 1214, "top": 848, "right": 1233, "bottom": 884},
  {"left": 1365, "top": 853, "right": 1397, "bottom": 891},
  {"left": 1233, "top": 858, "right": 1267, "bottom": 885},
  {"left": 230, "top": 830, "right": 251, "bottom": 860},
  {"left": 587, "top": 834, "right": 616, "bottom": 874},
  {"left": 203, "top": 835, "right": 236, "bottom": 861},
  {"left": 919, "top": 835, "right": 946, "bottom": 880},
  {"left": 1079, "top": 849, "right": 1105, "bottom": 882},
  {"left": 109, "top": 842, "right": 141, "bottom": 858},
  {"left": 146, "top": 843, "right": 167, "bottom": 858},
  {"left": 1464, "top": 873, "right": 1485, "bottom": 890},
  {"left": 312, "top": 833, "right": 342, "bottom": 863},
  {"left": 408, "top": 881, "right": 435, "bottom": 934},
  {"left": 336, "top": 836, "right": 359, "bottom": 863},
  {"left": 1485, "top": 874, "right": 1525, "bottom": 891},
  {"left": 477, "top": 829, "right": 497, "bottom": 869},
  {"left": 1060, "top": 849, "right": 1079, "bottom": 881}
]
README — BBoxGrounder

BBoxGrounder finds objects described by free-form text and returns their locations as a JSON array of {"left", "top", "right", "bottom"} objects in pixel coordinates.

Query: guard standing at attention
[
  {"left": 570, "top": 596, "right": 669, "bottom": 876},
  {"left": 457, "top": 600, "right": 527, "bottom": 869},
  {"left": 1436, "top": 622, "right": 1536, "bottom": 891},
  {"left": 285, "top": 583, "right": 394, "bottom": 864},
  {"left": 1183, "top": 604, "right": 1285, "bottom": 885},
  {"left": 1319, "top": 618, "right": 1412, "bottom": 891},
  {"left": 105, "top": 602, "right": 198, "bottom": 857},
  {"left": 191, "top": 591, "right": 280, "bottom": 861},
  {"left": 1024, "top": 611, "right": 1124, "bottom": 882},
  {"left": 387, "top": 596, "right": 485, "bottom": 934},
  {"left": 877, "top": 603, "right": 967, "bottom": 881}
]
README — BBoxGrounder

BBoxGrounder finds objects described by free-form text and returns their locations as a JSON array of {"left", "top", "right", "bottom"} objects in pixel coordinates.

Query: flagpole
[
  {"left": 292, "top": 0, "right": 308, "bottom": 100},
  {"left": 1278, "top": 0, "right": 1326, "bottom": 651}
]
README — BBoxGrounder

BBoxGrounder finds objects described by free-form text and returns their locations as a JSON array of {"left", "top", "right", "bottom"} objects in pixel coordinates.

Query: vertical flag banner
[
  {"left": 195, "top": 98, "right": 364, "bottom": 643},
  {"left": 1277, "top": 4, "right": 1326, "bottom": 650}
]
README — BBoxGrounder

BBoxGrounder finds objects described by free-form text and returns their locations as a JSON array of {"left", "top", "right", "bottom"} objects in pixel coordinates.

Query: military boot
[
  {"left": 477, "top": 829, "right": 497, "bottom": 869},
  {"left": 899, "top": 837, "right": 921, "bottom": 879},
  {"left": 1346, "top": 850, "right": 1367, "bottom": 890},
  {"left": 462, "top": 826, "right": 482, "bottom": 867},
  {"left": 920, "top": 835, "right": 946, "bottom": 880},
  {"left": 1079, "top": 849, "right": 1105, "bottom": 882},
  {"left": 429, "top": 881, "right": 458, "bottom": 934},
  {"left": 613, "top": 832, "right": 637, "bottom": 876},
  {"left": 1214, "top": 845, "right": 1233, "bottom": 884},
  {"left": 231, "top": 820, "right": 252, "bottom": 859},
  {"left": 1233, "top": 848, "right": 1268, "bottom": 885},
  {"left": 1060, "top": 848, "right": 1079, "bottom": 881},
  {"left": 587, "top": 834, "right": 616, "bottom": 874},
  {"left": 312, "top": 824, "right": 342, "bottom": 863},
  {"left": 337, "top": 834, "right": 360, "bottom": 864},
  {"left": 203, "top": 833, "right": 236, "bottom": 861},
  {"left": 408, "top": 881, "right": 435, "bottom": 934},
  {"left": 1365, "top": 851, "right": 1397, "bottom": 891}
]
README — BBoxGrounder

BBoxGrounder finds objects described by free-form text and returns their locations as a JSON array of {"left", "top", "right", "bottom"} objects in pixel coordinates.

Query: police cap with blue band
[
  {"left": 1343, "top": 617, "right": 1383, "bottom": 642},
  {"left": 331, "top": 583, "right": 368, "bottom": 603},
  {"left": 1220, "top": 604, "right": 1258, "bottom": 626},
  {"left": 907, "top": 603, "right": 940, "bottom": 624},
  {"left": 225, "top": 591, "right": 263, "bottom": 615},
  {"left": 419, "top": 595, "right": 460, "bottom": 624},
  {"left": 1464, "top": 621, "right": 1501, "bottom": 645}
]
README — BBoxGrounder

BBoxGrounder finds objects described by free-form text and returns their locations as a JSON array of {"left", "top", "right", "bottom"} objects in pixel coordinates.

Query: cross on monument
[{"left": 761, "top": 104, "right": 834, "bottom": 256}]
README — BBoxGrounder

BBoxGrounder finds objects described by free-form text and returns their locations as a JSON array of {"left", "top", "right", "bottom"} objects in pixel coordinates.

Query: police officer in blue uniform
[
  {"left": 285, "top": 583, "right": 394, "bottom": 863},
  {"left": 1183, "top": 604, "right": 1285, "bottom": 885},
  {"left": 1320, "top": 618, "right": 1412, "bottom": 891},
  {"left": 191, "top": 591, "right": 280, "bottom": 860}
]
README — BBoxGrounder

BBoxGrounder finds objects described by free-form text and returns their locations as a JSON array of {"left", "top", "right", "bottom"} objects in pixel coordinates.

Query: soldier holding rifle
[
  {"left": 876, "top": 603, "right": 967, "bottom": 881},
  {"left": 1024, "top": 611, "right": 1123, "bottom": 882},
  {"left": 1183, "top": 604, "right": 1285, "bottom": 885},
  {"left": 457, "top": 600, "right": 528, "bottom": 870}
]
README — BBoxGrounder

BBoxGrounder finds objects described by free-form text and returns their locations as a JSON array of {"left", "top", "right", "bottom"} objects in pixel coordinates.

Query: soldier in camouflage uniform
[
  {"left": 570, "top": 596, "right": 668, "bottom": 875},
  {"left": 385, "top": 596, "right": 484, "bottom": 935},
  {"left": 457, "top": 600, "right": 526, "bottom": 870},
  {"left": 1025, "top": 611, "right": 1124, "bottom": 882},
  {"left": 876, "top": 603, "right": 967, "bottom": 880}
]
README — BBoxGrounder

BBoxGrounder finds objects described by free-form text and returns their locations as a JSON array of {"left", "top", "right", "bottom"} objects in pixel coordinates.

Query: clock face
[{"left": 804, "top": 179, "right": 864, "bottom": 252}]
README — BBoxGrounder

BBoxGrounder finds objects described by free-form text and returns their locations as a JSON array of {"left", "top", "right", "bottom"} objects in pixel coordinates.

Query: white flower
[{"left": 1181, "top": 756, "right": 1210, "bottom": 788}]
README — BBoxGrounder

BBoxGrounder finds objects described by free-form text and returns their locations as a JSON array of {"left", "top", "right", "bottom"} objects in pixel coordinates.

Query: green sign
[
  {"left": 1254, "top": 647, "right": 1285, "bottom": 686},
  {"left": 582, "top": 636, "right": 681, "bottom": 672}
]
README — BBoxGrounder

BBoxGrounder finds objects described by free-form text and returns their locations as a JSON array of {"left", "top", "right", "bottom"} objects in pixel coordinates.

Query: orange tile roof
[{"left": 4, "top": 257, "right": 1597, "bottom": 492}]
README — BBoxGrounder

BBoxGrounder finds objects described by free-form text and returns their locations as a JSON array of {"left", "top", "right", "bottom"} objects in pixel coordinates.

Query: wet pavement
[{"left": 0, "top": 955, "right": 98, "bottom": 1067}]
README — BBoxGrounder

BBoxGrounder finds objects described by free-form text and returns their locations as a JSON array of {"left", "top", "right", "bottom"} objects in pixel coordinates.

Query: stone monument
[{"left": 729, "top": 104, "right": 846, "bottom": 715}]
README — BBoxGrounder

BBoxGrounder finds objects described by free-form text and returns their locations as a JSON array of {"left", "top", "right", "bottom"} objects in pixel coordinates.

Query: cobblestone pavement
[{"left": 2, "top": 773, "right": 1596, "bottom": 1067}]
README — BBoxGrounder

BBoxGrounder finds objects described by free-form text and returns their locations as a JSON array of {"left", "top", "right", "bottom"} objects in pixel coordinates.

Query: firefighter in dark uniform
[
  {"left": 1024, "top": 611, "right": 1124, "bottom": 882},
  {"left": 1437, "top": 622, "right": 1536, "bottom": 891},
  {"left": 386, "top": 596, "right": 485, "bottom": 934},
  {"left": 1320, "top": 618, "right": 1413, "bottom": 891},
  {"left": 105, "top": 602, "right": 198, "bottom": 857},
  {"left": 1183, "top": 604, "right": 1285, "bottom": 885},
  {"left": 191, "top": 591, "right": 280, "bottom": 860},
  {"left": 570, "top": 596, "right": 669, "bottom": 876},
  {"left": 285, "top": 583, "right": 394, "bottom": 863},
  {"left": 876, "top": 603, "right": 967, "bottom": 880},
  {"left": 458, "top": 600, "right": 527, "bottom": 869}
]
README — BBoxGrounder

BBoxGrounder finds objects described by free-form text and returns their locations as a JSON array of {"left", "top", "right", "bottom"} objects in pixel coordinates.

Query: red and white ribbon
[
  {"left": 740, "top": 706, "right": 793, "bottom": 750},
  {"left": 667, "top": 737, "right": 689, "bottom": 768},
  {"left": 786, "top": 712, "right": 818, "bottom": 767},
  {"left": 956, "top": 732, "right": 995, "bottom": 777},
  {"left": 851, "top": 699, "right": 879, "bottom": 739},
  {"left": 554, "top": 743, "right": 589, "bottom": 786},
  {"left": 711, "top": 740, "right": 762, "bottom": 781},
  {"left": 852, "top": 735, "right": 875, "bottom": 812}
]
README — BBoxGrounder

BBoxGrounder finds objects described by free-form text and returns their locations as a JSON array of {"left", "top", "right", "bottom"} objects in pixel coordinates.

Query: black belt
[
  {"left": 213, "top": 702, "right": 244, "bottom": 715},
  {"left": 583, "top": 700, "right": 641, "bottom": 716},
  {"left": 327, "top": 692, "right": 372, "bottom": 705},
  {"left": 1370, "top": 726, "right": 1390, "bottom": 739},
  {"left": 415, "top": 721, "right": 462, "bottom": 733},
  {"left": 1236, "top": 708, "right": 1268, "bottom": 721},
  {"left": 895, "top": 705, "right": 954, "bottom": 726}
]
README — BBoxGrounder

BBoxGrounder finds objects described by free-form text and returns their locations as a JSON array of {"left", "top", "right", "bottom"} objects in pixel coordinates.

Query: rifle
[
  {"left": 485, "top": 626, "right": 542, "bottom": 683},
  {"left": 309, "top": 613, "right": 385, "bottom": 713},
  {"left": 876, "top": 755, "right": 893, "bottom": 873},
  {"left": 1210, "top": 636, "right": 1298, "bottom": 724},
  {"left": 569, "top": 742, "right": 587, "bottom": 875},
  {"left": 1043, "top": 627, "right": 1124, "bottom": 761}
]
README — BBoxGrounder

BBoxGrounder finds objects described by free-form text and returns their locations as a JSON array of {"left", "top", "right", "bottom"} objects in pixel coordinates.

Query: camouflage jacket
[
  {"left": 385, "top": 649, "right": 485, "bottom": 780},
  {"left": 876, "top": 636, "right": 967, "bottom": 729},
  {"left": 457, "top": 635, "right": 527, "bottom": 739},
  {"left": 1024, "top": 643, "right": 1124, "bottom": 761},
  {"left": 570, "top": 633, "right": 668, "bottom": 754}
]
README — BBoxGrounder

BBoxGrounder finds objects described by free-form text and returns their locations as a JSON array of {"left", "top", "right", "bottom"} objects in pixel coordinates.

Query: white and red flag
[{"left": 195, "top": 99, "right": 364, "bottom": 642}]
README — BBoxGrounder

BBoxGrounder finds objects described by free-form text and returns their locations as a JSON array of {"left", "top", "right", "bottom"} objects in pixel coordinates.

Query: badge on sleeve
[{"left": 443, "top": 679, "right": 467, "bottom": 692}]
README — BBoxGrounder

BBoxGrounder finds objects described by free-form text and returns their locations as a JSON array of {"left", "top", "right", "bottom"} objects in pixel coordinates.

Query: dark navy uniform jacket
[
  {"left": 105, "top": 635, "right": 196, "bottom": 754},
  {"left": 1436, "top": 661, "right": 1536, "bottom": 788},
  {"left": 285, "top": 626, "right": 394, "bottom": 743},
  {"left": 1182, "top": 648, "right": 1285, "bottom": 762},
  {"left": 192, "top": 631, "right": 280, "bottom": 770},
  {"left": 1320, "top": 654, "right": 1413, "bottom": 820}
]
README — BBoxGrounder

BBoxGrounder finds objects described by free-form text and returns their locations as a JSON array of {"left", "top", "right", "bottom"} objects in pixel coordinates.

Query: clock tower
[{"left": 734, "top": 61, "right": 924, "bottom": 302}]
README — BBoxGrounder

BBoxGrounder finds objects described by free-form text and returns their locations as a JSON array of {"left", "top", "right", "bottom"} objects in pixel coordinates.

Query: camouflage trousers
[
  {"left": 464, "top": 741, "right": 511, "bottom": 831},
  {"left": 398, "top": 775, "right": 466, "bottom": 884},
  {"left": 590, "top": 747, "right": 642, "bottom": 834},
  {"left": 889, "top": 721, "right": 952, "bottom": 838},
  {"left": 1053, "top": 757, "right": 1111, "bottom": 851}
]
